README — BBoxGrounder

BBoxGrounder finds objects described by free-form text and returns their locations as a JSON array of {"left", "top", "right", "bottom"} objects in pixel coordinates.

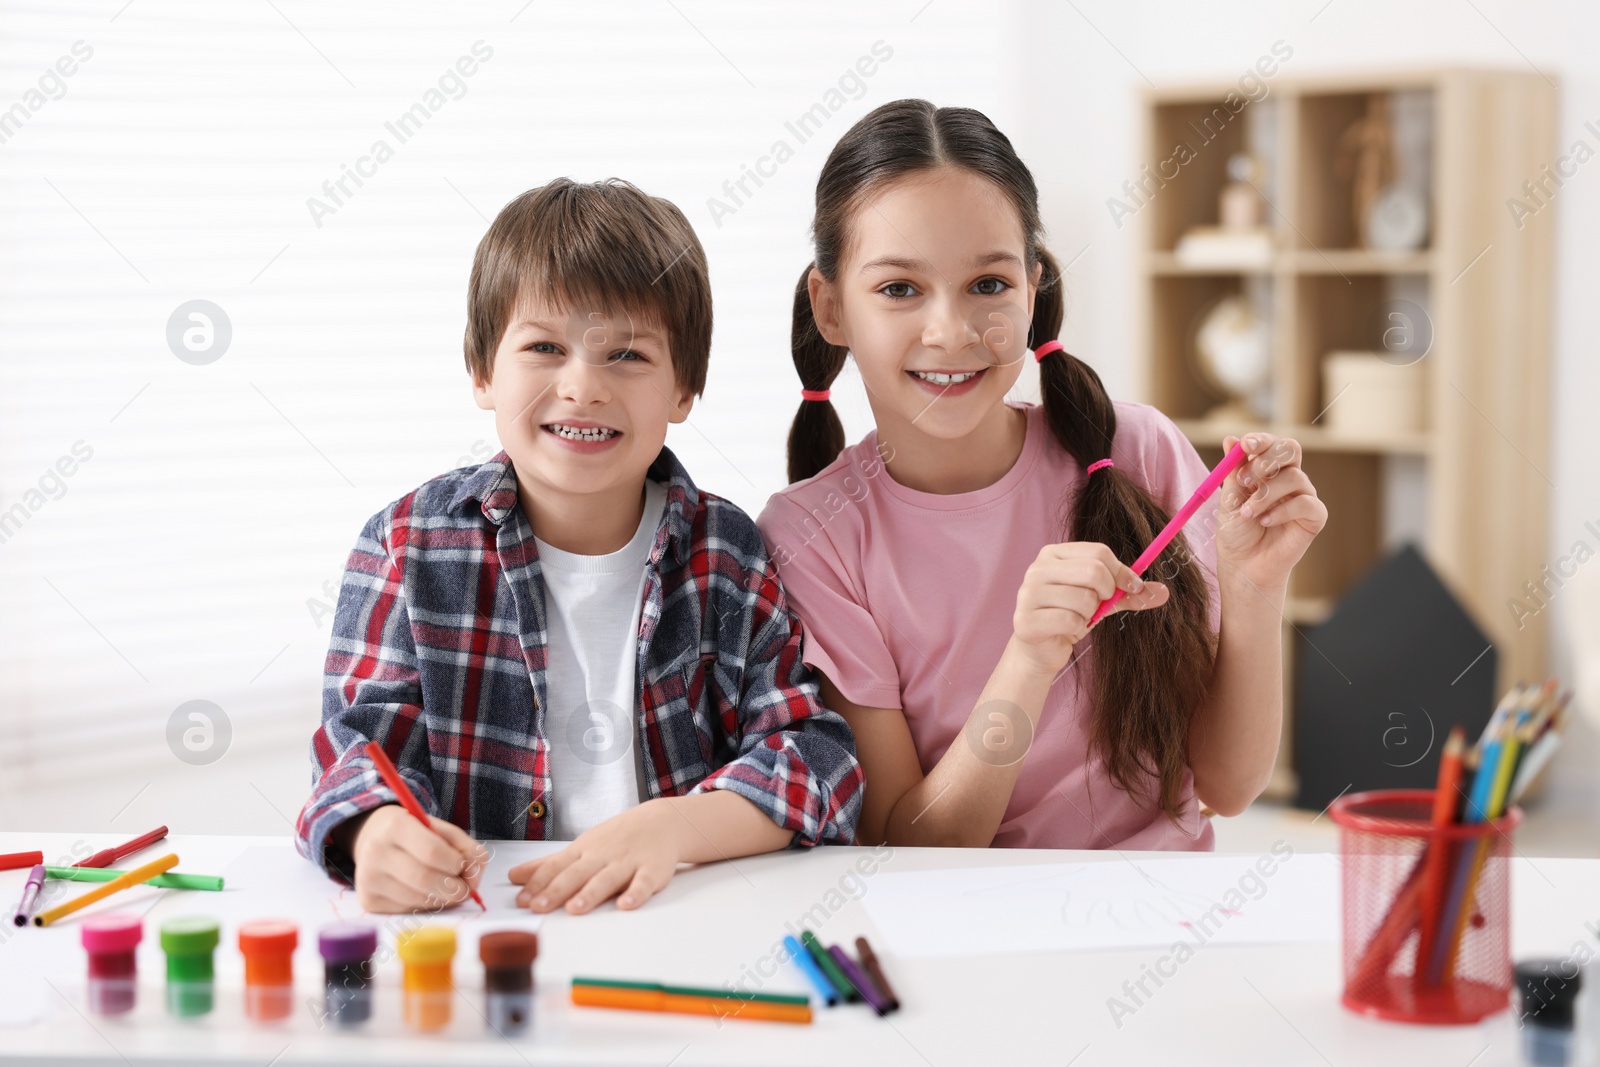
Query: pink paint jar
[{"left": 81, "top": 912, "right": 142, "bottom": 1015}]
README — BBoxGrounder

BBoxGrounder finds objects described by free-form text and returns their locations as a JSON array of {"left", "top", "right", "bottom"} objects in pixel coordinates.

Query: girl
[{"left": 757, "top": 99, "right": 1327, "bottom": 850}]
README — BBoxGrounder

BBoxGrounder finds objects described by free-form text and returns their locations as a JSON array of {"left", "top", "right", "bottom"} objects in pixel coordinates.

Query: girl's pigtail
[
  {"left": 1032, "top": 247, "right": 1216, "bottom": 820},
  {"left": 786, "top": 263, "right": 850, "bottom": 483}
]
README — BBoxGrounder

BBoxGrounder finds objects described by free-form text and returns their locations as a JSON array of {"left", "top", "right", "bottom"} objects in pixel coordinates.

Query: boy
[{"left": 293, "top": 179, "right": 863, "bottom": 915}]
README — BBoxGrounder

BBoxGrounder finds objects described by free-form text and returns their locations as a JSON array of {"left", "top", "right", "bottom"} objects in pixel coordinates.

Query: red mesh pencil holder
[{"left": 1330, "top": 789, "right": 1521, "bottom": 1024}]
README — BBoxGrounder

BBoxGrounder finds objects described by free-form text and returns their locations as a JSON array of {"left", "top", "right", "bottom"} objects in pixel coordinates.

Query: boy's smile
[
  {"left": 472, "top": 298, "right": 694, "bottom": 554},
  {"left": 542, "top": 419, "right": 622, "bottom": 449}
]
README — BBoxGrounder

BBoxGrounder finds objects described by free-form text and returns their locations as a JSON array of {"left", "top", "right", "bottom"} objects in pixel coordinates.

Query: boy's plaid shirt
[{"left": 294, "top": 448, "right": 863, "bottom": 883}]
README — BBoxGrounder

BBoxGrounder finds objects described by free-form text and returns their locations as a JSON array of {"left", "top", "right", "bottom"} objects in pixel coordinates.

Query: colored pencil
[
  {"left": 1452, "top": 748, "right": 1481, "bottom": 822},
  {"left": 1509, "top": 687, "right": 1568, "bottom": 802},
  {"left": 1509, "top": 731, "right": 1562, "bottom": 804},
  {"left": 1417, "top": 726, "right": 1465, "bottom": 981},
  {"left": 1488, "top": 713, "right": 1525, "bottom": 815},
  {"left": 570, "top": 978, "right": 812, "bottom": 1024},
  {"left": 1088, "top": 441, "right": 1247, "bottom": 627},
  {"left": 783, "top": 934, "right": 839, "bottom": 1006},
  {"left": 43, "top": 865, "right": 222, "bottom": 892},
  {"left": 33, "top": 852, "right": 179, "bottom": 927},
  {"left": 1432, "top": 707, "right": 1527, "bottom": 984},
  {"left": 364, "top": 741, "right": 485, "bottom": 911},
  {"left": 74, "top": 826, "right": 167, "bottom": 870},
  {"left": 1349, "top": 854, "right": 1429, "bottom": 990},
  {"left": 855, "top": 937, "right": 900, "bottom": 1013},
  {"left": 1463, "top": 716, "right": 1506, "bottom": 823}
]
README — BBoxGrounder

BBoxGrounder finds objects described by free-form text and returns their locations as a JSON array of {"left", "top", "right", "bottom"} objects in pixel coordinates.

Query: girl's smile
[{"left": 907, "top": 366, "right": 990, "bottom": 396}]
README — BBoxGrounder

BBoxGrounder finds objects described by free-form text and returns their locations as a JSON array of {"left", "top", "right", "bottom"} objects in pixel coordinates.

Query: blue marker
[{"left": 783, "top": 934, "right": 839, "bottom": 1006}]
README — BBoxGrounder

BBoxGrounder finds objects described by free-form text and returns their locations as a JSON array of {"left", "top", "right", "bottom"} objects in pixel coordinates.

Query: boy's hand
[
  {"left": 342, "top": 804, "right": 489, "bottom": 914},
  {"left": 509, "top": 799, "right": 684, "bottom": 915}
]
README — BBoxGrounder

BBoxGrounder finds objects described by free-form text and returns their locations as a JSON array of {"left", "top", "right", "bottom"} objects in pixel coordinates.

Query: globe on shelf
[{"left": 1191, "top": 294, "right": 1272, "bottom": 423}]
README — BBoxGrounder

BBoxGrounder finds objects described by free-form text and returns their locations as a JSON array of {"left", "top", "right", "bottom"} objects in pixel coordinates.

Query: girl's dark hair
[{"left": 788, "top": 98, "right": 1215, "bottom": 822}]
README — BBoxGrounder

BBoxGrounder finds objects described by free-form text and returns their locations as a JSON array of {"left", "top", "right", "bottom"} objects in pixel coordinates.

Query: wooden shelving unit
[{"left": 1134, "top": 70, "right": 1557, "bottom": 803}]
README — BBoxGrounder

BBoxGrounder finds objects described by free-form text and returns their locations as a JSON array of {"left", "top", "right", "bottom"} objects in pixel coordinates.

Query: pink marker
[{"left": 1087, "top": 441, "right": 1248, "bottom": 628}]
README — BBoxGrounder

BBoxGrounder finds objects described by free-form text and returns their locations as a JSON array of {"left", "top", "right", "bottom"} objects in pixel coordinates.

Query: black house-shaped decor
[{"left": 1293, "top": 544, "right": 1499, "bottom": 811}]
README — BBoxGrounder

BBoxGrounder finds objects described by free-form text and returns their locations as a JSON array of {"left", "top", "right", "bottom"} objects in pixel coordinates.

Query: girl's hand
[
  {"left": 1008, "top": 542, "right": 1169, "bottom": 678},
  {"left": 1216, "top": 434, "right": 1327, "bottom": 589},
  {"left": 508, "top": 799, "right": 683, "bottom": 914}
]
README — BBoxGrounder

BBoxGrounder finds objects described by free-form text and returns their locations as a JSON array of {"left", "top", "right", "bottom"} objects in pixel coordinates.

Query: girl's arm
[
  {"left": 1187, "top": 569, "right": 1287, "bottom": 816},
  {"left": 836, "top": 544, "right": 1168, "bottom": 848},
  {"left": 1189, "top": 434, "right": 1327, "bottom": 816}
]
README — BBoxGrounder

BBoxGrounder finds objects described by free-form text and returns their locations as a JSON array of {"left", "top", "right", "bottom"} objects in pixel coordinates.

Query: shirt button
[{"left": 527, "top": 800, "right": 546, "bottom": 819}]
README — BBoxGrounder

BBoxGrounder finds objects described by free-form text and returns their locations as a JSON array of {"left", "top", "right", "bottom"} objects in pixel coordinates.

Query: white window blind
[{"left": 0, "top": 0, "right": 1021, "bottom": 828}]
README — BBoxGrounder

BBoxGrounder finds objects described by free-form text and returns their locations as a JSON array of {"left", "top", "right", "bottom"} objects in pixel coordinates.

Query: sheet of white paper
[
  {"left": 861, "top": 854, "right": 1340, "bottom": 958},
  {"left": 143, "top": 839, "right": 567, "bottom": 926}
]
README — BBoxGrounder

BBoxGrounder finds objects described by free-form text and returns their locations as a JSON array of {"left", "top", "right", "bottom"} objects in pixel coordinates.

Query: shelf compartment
[{"left": 1173, "top": 418, "right": 1430, "bottom": 456}]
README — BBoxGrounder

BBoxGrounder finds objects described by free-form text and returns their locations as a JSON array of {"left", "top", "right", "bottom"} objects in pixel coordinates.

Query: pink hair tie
[
  {"left": 1086, "top": 458, "right": 1115, "bottom": 476},
  {"left": 1033, "top": 340, "right": 1065, "bottom": 362},
  {"left": 800, "top": 388, "right": 831, "bottom": 402}
]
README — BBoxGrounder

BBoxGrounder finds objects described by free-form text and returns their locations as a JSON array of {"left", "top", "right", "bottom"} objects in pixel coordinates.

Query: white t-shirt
[{"left": 535, "top": 480, "right": 667, "bottom": 841}]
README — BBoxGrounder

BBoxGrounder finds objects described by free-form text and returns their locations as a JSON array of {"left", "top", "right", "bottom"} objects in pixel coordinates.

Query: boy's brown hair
[{"left": 464, "top": 178, "right": 712, "bottom": 395}]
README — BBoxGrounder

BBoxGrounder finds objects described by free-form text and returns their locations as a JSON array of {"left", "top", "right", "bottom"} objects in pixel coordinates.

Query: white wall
[{"left": 0, "top": 0, "right": 1022, "bottom": 832}]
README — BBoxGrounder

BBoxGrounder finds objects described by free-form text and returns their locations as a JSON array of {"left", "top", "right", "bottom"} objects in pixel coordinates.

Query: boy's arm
[
  {"left": 686, "top": 560, "right": 865, "bottom": 847},
  {"left": 294, "top": 510, "right": 440, "bottom": 886}
]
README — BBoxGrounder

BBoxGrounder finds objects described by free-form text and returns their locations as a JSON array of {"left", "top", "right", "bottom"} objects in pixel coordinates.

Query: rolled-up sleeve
[
  {"left": 293, "top": 507, "right": 439, "bottom": 885},
  {"left": 689, "top": 563, "right": 864, "bottom": 848}
]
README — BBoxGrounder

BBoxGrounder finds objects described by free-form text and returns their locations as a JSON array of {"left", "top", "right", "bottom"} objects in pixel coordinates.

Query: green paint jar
[{"left": 159, "top": 917, "right": 220, "bottom": 1017}]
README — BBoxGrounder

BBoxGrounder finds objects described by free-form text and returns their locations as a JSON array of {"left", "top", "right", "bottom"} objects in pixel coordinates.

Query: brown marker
[{"left": 854, "top": 937, "right": 900, "bottom": 1013}]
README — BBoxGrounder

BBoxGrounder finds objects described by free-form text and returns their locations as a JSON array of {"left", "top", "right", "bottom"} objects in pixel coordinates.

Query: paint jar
[
  {"left": 318, "top": 923, "right": 377, "bottom": 1028},
  {"left": 81, "top": 913, "right": 141, "bottom": 1015},
  {"left": 397, "top": 926, "right": 455, "bottom": 1032},
  {"left": 479, "top": 931, "right": 538, "bottom": 1036},
  {"left": 159, "top": 917, "right": 219, "bottom": 1017},
  {"left": 1516, "top": 958, "right": 1583, "bottom": 1066},
  {"left": 238, "top": 919, "right": 298, "bottom": 1022}
]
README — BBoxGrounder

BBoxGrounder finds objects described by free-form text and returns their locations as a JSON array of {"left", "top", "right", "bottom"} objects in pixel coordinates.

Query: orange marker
[
  {"left": 364, "top": 741, "right": 485, "bottom": 911},
  {"left": 571, "top": 978, "right": 813, "bottom": 1024},
  {"left": 33, "top": 853, "right": 179, "bottom": 927}
]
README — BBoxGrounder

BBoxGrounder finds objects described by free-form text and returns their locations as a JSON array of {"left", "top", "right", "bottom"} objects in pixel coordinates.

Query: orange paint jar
[{"left": 238, "top": 920, "right": 298, "bottom": 1022}]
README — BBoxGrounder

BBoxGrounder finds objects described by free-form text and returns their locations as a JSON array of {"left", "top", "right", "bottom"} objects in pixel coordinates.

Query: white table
[{"left": 0, "top": 831, "right": 1593, "bottom": 1066}]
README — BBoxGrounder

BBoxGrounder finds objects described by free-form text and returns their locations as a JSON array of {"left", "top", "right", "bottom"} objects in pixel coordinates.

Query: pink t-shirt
[{"left": 757, "top": 400, "right": 1221, "bottom": 851}]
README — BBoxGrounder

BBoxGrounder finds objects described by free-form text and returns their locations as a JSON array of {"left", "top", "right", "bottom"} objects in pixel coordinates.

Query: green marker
[
  {"left": 799, "top": 930, "right": 858, "bottom": 1002},
  {"left": 45, "top": 866, "right": 223, "bottom": 892},
  {"left": 160, "top": 918, "right": 220, "bottom": 1017}
]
